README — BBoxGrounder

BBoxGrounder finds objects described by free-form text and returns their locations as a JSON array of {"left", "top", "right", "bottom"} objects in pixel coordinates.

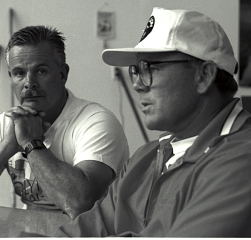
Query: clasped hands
[{"left": 5, "top": 106, "right": 50, "bottom": 152}]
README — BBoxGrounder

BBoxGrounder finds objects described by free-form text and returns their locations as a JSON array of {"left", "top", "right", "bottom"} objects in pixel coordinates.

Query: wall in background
[{"left": 0, "top": 0, "right": 239, "bottom": 207}]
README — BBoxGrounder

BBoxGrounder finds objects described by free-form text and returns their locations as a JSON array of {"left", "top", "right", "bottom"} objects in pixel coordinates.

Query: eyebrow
[{"left": 35, "top": 64, "right": 50, "bottom": 68}]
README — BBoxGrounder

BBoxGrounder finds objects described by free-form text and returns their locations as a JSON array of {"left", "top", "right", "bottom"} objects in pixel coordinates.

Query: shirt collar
[
  {"left": 43, "top": 89, "right": 75, "bottom": 144},
  {"left": 170, "top": 135, "right": 197, "bottom": 155},
  {"left": 184, "top": 98, "right": 249, "bottom": 162},
  {"left": 158, "top": 98, "right": 250, "bottom": 163}
]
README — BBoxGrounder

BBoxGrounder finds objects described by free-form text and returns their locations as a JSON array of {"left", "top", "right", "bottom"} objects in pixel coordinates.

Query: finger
[
  {"left": 5, "top": 111, "right": 23, "bottom": 120},
  {"left": 5, "top": 109, "right": 37, "bottom": 121},
  {"left": 19, "top": 106, "right": 38, "bottom": 115},
  {"left": 38, "top": 111, "right": 46, "bottom": 117},
  {"left": 5, "top": 107, "right": 19, "bottom": 117},
  {"left": 14, "top": 106, "right": 30, "bottom": 115},
  {"left": 4, "top": 112, "right": 13, "bottom": 118},
  {"left": 5, "top": 106, "right": 29, "bottom": 117},
  {"left": 4, "top": 111, "right": 21, "bottom": 119}
]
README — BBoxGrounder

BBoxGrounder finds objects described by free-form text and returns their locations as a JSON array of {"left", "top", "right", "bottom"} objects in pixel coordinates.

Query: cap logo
[{"left": 139, "top": 16, "right": 155, "bottom": 42}]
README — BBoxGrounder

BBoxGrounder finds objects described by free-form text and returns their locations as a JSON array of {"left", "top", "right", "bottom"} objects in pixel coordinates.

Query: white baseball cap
[{"left": 102, "top": 7, "right": 238, "bottom": 75}]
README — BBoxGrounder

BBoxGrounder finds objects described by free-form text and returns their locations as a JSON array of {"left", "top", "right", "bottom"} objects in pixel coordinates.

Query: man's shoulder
[
  {"left": 68, "top": 91, "right": 114, "bottom": 118},
  {"left": 225, "top": 116, "right": 251, "bottom": 145},
  {"left": 63, "top": 93, "right": 112, "bottom": 124},
  {"left": 116, "top": 140, "right": 159, "bottom": 181},
  {"left": 66, "top": 94, "right": 126, "bottom": 142},
  {"left": 192, "top": 124, "right": 251, "bottom": 174},
  {"left": 128, "top": 140, "right": 159, "bottom": 166}
]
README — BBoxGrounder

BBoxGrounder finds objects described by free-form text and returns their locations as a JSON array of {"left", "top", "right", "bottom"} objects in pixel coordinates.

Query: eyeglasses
[{"left": 129, "top": 59, "right": 194, "bottom": 88}]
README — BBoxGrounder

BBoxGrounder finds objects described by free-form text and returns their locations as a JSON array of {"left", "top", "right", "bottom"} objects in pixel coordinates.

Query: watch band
[{"left": 23, "top": 139, "right": 46, "bottom": 156}]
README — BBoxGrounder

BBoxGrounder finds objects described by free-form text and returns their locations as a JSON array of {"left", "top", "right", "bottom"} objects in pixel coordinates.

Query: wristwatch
[{"left": 23, "top": 139, "right": 46, "bottom": 157}]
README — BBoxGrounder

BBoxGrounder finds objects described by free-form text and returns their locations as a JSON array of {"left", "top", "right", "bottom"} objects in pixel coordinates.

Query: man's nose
[{"left": 24, "top": 73, "right": 38, "bottom": 90}]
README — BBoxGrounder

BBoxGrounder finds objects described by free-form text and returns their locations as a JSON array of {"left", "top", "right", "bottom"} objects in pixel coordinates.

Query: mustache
[{"left": 21, "top": 90, "right": 44, "bottom": 98}]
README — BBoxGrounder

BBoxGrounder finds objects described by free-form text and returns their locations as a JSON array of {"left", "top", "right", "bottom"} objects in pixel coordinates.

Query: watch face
[
  {"left": 25, "top": 143, "right": 33, "bottom": 152},
  {"left": 32, "top": 139, "right": 44, "bottom": 147},
  {"left": 24, "top": 139, "right": 45, "bottom": 155}
]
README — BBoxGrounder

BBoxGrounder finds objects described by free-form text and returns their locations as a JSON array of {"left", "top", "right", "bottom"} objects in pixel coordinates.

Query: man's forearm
[{"left": 26, "top": 148, "right": 96, "bottom": 218}]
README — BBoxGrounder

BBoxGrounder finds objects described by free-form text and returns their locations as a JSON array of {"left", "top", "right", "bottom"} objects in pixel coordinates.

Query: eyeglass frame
[{"left": 128, "top": 59, "right": 198, "bottom": 88}]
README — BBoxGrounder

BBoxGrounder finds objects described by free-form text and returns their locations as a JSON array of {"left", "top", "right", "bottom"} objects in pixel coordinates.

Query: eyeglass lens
[{"left": 129, "top": 61, "right": 152, "bottom": 87}]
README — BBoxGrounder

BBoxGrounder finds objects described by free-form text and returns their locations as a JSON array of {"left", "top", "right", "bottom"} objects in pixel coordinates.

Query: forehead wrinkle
[
  {"left": 7, "top": 44, "right": 62, "bottom": 67},
  {"left": 9, "top": 49, "right": 52, "bottom": 60},
  {"left": 8, "top": 54, "right": 51, "bottom": 70}
]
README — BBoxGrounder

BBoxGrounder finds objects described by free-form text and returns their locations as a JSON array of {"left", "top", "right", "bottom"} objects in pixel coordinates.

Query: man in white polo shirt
[
  {"left": 0, "top": 26, "right": 129, "bottom": 219},
  {"left": 19, "top": 8, "right": 251, "bottom": 237}
]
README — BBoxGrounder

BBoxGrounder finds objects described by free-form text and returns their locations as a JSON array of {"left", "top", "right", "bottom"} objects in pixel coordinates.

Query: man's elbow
[{"left": 62, "top": 195, "right": 96, "bottom": 219}]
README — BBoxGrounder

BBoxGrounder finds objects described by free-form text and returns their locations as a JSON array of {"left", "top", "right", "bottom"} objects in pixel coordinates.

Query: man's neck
[
  {"left": 43, "top": 90, "right": 68, "bottom": 124},
  {"left": 173, "top": 96, "right": 234, "bottom": 140}
]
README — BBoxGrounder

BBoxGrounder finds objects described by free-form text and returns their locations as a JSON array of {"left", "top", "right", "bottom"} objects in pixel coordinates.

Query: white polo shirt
[{"left": 0, "top": 90, "right": 129, "bottom": 207}]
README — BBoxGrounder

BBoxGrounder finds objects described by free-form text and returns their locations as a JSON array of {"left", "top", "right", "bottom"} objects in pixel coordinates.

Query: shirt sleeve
[{"left": 71, "top": 106, "right": 129, "bottom": 175}]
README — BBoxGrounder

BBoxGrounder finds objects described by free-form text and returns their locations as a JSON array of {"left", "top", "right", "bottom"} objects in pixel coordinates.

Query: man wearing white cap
[{"left": 35, "top": 8, "right": 251, "bottom": 237}]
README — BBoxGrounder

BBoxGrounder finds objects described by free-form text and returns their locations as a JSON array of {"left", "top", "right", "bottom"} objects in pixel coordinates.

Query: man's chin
[
  {"left": 21, "top": 101, "right": 42, "bottom": 111},
  {"left": 145, "top": 117, "right": 168, "bottom": 131},
  {"left": 144, "top": 119, "right": 158, "bottom": 130}
]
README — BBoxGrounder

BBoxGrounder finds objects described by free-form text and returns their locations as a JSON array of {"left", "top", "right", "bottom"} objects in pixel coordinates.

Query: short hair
[
  {"left": 5, "top": 25, "right": 66, "bottom": 64},
  {"left": 214, "top": 69, "right": 238, "bottom": 97}
]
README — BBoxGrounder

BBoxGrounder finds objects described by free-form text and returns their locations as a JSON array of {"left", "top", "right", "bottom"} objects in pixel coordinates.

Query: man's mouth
[
  {"left": 23, "top": 96, "right": 42, "bottom": 100},
  {"left": 141, "top": 100, "right": 152, "bottom": 107},
  {"left": 21, "top": 92, "right": 45, "bottom": 105},
  {"left": 141, "top": 101, "right": 152, "bottom": 112},
  {"left": 141, "top": 102, "right": 151, "bottom": 106}
]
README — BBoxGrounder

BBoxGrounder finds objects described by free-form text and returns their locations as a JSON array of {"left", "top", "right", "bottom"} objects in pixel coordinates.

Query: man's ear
[
  {"left": 60, "top": 63, "right": 69, "bottom": 84},
  {"left": 195, "top": 61, "right": 217, "bottom": 94}
]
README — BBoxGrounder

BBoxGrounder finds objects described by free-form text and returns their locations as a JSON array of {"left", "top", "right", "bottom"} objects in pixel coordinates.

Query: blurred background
[{"left": 0, "top": 0, "right": 245, "bottom": 207}]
